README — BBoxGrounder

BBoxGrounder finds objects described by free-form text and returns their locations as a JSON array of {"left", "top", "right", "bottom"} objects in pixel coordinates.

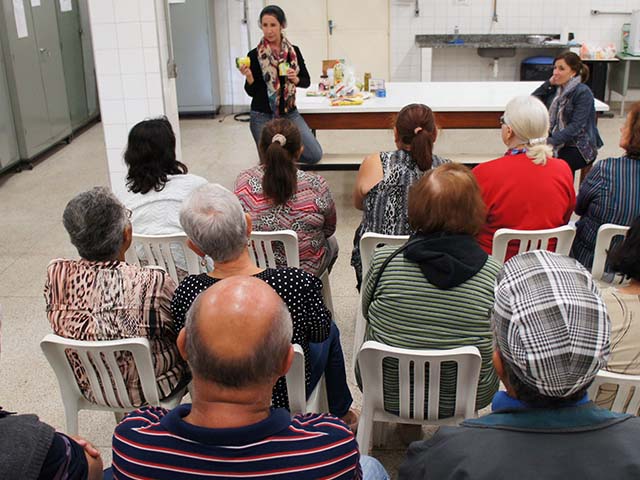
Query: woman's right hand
[{"left": 239, "top": 64, "right": 254, "bottom": 84}]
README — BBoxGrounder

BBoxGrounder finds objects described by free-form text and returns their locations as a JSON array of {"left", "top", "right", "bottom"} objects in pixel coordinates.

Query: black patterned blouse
[{"left": 170, "top": 268, "right": 331, "bottom": 409}]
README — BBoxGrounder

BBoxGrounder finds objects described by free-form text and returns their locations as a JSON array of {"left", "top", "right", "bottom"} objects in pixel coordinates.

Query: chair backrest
[
  {"left": 357, "top": 341, "right": 482, "bottom": 421},
  {"left": 360, "top": 232, "right": 410, "bottom": 278},
  {"left": 248, "top": 230, "right": 300, "bottom": 269},
  {"left": 491, "top": 225, "right": 576, "bottom": 264},
  {"left": 588, "top": 369, "right": 640, "bottom": 414},
  {"left": 591, "top": 223, "right": 630, "bottom": 281},
  {"left": 40, "top": 334, "right": 161, "bottom": 410},
  {"left": 285, "top": 344, "right": 307, "bottom": 415},
  {"left": 125, "top": 233, "right": 202, "bottom": 283}
]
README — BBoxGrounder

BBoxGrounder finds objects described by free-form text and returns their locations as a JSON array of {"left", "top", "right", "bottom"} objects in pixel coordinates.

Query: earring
[{"left": 200, "top": 257, "right": 207, "bottom": 267}]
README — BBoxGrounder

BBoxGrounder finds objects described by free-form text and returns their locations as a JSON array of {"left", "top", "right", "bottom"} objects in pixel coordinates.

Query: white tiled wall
[
  {"left": 87, "top": 0, "right": 179, "bottom": 195},
  {"left": 392, "top": 0, "right": 640, "bottom": 85},
  {"left": 212, "top": 0, "right": 640, "bottom": 105}
]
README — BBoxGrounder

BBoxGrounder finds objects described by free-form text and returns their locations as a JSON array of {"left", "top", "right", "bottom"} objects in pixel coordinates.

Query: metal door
[
  {"left": 56, "top": 0, "right": 89, "bottom": 130},
  {"left": 170, "top": 0, "right": 220, "bottom": 113},
  {"left": 0, "top": 43, "right": 18, "bottom": 169},
  {"left": 31, "top": 0, "right": 71, "bottom": 143},
  {"left": 78, "top": 0, "right": 98, "bottom": 118},
  {"left": 0, "top": 0, "right": 51, "bottom": 157}
]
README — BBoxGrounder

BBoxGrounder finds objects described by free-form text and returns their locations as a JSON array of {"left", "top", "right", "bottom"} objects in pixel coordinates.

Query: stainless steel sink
[{"left": 477, "top": 47, "right": 516, "bottom": 58}]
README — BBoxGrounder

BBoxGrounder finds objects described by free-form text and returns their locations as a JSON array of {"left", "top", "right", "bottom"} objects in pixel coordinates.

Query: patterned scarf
[
  {"left": 548, "top": 75, "right": 582, "bottom": 144},
  {"left": 257, "top": 35, "right": 299, "bottom": 115}
]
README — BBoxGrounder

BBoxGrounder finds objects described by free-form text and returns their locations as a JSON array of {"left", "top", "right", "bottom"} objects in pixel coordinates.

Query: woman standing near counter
[
  {"left": 532, "top": 52, "right": 602, "bottom": 172},
  {"left": 238, "top": 5, "right": 322, "bottom": 164}
]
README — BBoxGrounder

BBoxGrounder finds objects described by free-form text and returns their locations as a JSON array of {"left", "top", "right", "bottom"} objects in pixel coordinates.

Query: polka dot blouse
[{"left": 170, "top": 268, "right": 332, "bottom": 409}]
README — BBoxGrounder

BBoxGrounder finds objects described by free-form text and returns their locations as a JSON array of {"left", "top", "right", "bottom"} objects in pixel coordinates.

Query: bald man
[{"left": 112, "top": 276, "right": 386, "bottom": 479}]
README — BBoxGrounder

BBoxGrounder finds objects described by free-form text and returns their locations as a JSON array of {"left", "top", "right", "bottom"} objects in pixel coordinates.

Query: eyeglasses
[{"left": 499, "top": 114, "right": 507, "bottom": 126}]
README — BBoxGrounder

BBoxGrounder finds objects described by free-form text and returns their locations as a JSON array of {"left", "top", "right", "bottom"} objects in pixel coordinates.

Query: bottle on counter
[
  {"left": 364, "top": 72, "right": 371, "bottom": 91},
  {"left": 327, "top": 68, "right": 335, "bottom": 87},
  {"left": 319, "top": 75, "right": 329, "bottom": 91},
  {"left": 334, "top": 62, "right": 344, "bottom": 85}
]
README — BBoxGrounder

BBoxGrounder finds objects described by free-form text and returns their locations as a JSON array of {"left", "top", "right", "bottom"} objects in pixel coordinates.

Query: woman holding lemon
[{"left": 239, "top": 5, "right": 322, "bottom": 164}]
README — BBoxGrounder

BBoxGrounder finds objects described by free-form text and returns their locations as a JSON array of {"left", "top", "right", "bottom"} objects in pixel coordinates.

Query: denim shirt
[{"left": 533, "top": 80, "right": 603, "bottom": 163}]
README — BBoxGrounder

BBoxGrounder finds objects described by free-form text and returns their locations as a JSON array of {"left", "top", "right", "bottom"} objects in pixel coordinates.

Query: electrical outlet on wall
[{"left": 453, "top": 0, "right": 471, "bottom": 6}]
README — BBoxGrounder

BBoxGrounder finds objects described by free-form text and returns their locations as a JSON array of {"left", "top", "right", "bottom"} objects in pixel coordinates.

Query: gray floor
[{"left": 0, "top": 110, "right": 627, "bottom": 476}]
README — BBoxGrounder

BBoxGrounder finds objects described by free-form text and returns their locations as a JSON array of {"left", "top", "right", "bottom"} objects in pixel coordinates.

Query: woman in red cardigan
[{"left": 473, "top": 95, "right": 576, "bottom": 261}]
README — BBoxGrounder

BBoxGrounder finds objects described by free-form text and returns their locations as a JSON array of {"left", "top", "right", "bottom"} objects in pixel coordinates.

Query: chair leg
[
  {"left": 356, "top": 406, "right": 373, "bottom": 456},
  {"left": 114, "top": 411, "right": 125, "bottom": 424},
  {"left": 64, "top": 404, "right": 79, "bottom": 436},
  {"left": 373, "top": 421, "right": 389, "bottom": 448},
  {"left": 320, "top": 271, "right": 335, "bottom": 316}
]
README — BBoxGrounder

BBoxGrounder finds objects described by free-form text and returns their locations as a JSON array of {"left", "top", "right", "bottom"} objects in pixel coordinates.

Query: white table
[
  {"left": 296, "top": 81, "right": 608, "bottom": 170},
  {"left": 298, "top": 81, "right": 609, "bottom": 130}
]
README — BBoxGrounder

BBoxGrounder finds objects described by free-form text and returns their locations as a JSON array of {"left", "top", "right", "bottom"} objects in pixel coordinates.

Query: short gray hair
[
  {"left": 184, "top": 289, "right": 293, "bottom": 388},
  {"left": 62, "top": 186, "right": 129, "bottom": 261},
  {"left": 179, "top": 183, "right": 248, "bottom": 262},
  {"left": 504, "top": 95, "right": 553, "bottom": 165}
]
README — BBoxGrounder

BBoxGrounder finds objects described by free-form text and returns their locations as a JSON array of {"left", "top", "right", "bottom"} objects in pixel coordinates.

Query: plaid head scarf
[{"left": 492, "top": 250, "right": 610, "bottom": 398}]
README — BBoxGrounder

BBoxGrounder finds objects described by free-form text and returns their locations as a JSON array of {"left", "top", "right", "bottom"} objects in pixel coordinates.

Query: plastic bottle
[{"left": 334, "top": 62, "right": 344, "bottom": 85}]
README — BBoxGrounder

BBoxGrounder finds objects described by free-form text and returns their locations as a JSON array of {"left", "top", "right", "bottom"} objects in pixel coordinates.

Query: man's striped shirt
[{"left": 112, "top": 405, "right": 361, "bottom": 479}]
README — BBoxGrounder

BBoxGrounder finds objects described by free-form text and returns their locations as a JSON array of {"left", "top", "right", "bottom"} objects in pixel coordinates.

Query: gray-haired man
[{"left": 400, "top": 251, "right": 640, "bottom": 479}]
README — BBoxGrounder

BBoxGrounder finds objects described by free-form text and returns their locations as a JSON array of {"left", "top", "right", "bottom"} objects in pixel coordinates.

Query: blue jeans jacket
[{"left": 533, "top": 80, "right": 603, "bottom": 163}]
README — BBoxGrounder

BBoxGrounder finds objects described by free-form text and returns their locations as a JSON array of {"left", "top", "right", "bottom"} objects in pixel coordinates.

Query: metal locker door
[
  {"left": 30, "top": 1, "right": 71, "bottom": 143},
  {"left": 56, "top": 0, "right": 89, "bottom": 131},
  {"left": 0, "top": 0, "right": 51, "bottom": 158},
  {"left": 0, "top": 44, "right": 19, "bottom": 170}
]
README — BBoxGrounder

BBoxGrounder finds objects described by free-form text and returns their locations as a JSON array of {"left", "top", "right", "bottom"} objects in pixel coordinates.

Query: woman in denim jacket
[{"left": 533, "top": 52, "right": 603, "bottom": 173}]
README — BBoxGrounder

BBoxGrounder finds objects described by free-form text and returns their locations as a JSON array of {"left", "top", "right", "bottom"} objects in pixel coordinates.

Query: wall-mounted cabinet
[{"left": 0, "top": 46, "right": 18, "bottom": 171}]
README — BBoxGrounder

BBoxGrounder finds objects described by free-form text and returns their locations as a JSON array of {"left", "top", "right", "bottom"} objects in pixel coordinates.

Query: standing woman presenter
[{"left": 239, "top": 5, "right": 322, "bottom": 164}]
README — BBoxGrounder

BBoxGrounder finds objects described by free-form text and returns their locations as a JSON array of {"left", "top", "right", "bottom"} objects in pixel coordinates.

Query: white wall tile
[
  {"left": 148, "top": 98, "right": 165, "bottom": 116},
  {"left": 100, "top": 100, "right": 127, "bottom": 124},
  {"left": 97, "top": 75, "right": 124, "bottom": 100},
  {"left": 91, "top": 24, "right": 118, "bottom": 50},
  {"left": 141, "top": 22, "right": 158, "bottom": 48},
  {"left": 139, "top": 0, "right": 156, "bottom": 22},
  {"left": 116, "top": 23, "right": 143, "bottom": 49},
  {"left": 125, "top": 99, "right": 150, "bottom": 124},
  {"left": 114, "top": 0, "right": 140, "bottom": 23},
  {"left": 119, "top": 49, "right": 145, "bottom": 74},
  {"left": 143, "top": 48, "right": 160, "bottom": 73},
  {"left": 94, "top": 49, "right": 120, "bottom": 75},
  {"left": 104, "top": 124, "right": 128, "bottom": 150},
  {"left": 146, "top": 73, "right": 163, "bottom": 98},
  {"left": 121, "top": 74, "right": 147, "bottom": 99},
  {"left": 88, "top": 0, "right": 115, "bottom": 24}
]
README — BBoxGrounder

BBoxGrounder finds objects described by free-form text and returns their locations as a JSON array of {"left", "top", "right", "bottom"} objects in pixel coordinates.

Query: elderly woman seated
[
  {"left": 170, "top": 183, "right": 357, "bottom": 428},
  {"left": 361, "top": 163, "right": 500, "bottom": 418},
  {"left": 44, "top": 187, "right": 189, "bottom": 407},
  {"left": 595, "top": 216, "right": 640, "bottom": 411}
]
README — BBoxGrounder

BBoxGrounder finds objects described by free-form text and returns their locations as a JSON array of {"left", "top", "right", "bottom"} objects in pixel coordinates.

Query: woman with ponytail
[
  {"left": 473, "top": 95, "right": 576, "bottom": 261},
  {"left": 351, "top": 103, "right": 449, "bottom": 288},
  {"left": 234, "top": 118, "right": 338, "bottom": 276},
  {"left": 533, "top": 52, "right": 603, "bottom": 172}
]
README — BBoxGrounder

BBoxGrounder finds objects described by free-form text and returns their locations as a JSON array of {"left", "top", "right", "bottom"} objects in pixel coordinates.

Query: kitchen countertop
[{"left": 415, "top": 34, "right": 577, "bottom": 49}]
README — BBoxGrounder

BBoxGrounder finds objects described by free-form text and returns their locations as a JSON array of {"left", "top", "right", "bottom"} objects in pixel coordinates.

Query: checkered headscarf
[{"left": 492, "top": 251, "right": 610, "bottom": 398}]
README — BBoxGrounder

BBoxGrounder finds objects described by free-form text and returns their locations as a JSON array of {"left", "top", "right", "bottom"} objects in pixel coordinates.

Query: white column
[{"left": 86, "top": 0, "right": 181, "bottom": 198}]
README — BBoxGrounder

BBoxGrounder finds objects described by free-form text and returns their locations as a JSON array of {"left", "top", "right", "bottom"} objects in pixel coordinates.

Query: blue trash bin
[{"left": 520, "top": 56, "right": 554, "bottom": 81}]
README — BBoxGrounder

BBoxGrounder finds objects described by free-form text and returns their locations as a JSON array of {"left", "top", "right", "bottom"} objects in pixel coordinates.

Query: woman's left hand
[{"left": 286, "top": 68, "right": 299, "bottom": 85}]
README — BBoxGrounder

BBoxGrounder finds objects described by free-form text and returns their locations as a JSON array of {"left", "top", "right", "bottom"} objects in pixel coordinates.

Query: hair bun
[{"left": 271, "top": 133, "right": 287, "bottom": 146}]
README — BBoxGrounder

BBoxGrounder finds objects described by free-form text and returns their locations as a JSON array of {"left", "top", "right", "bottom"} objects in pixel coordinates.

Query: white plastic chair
[
  {"left": 40, "top": 334, "right": 187, "bottom": 435},
  {"left": 248, "top": 230, "right": 335, "bottom": 314},
  {"left": 588, "top": 370, "right": 640, "bottom": 415},
  {"left": 591, "top": 223, "right": 630, "bottom": 282},
  {"left": 356, "top": 341, "right": 482, "bottom": 455},
  {"left": 491, "top": 225, "right": 576, "bottom": 264},
  {"left": 125, "top": 233, "right": 203, "bottom": 284},
  {"left": 285, "top": 344, "right": 329, "bottom": 415},
  {"left": 354, "top": 233, "right": 409, "bottom": 362}
]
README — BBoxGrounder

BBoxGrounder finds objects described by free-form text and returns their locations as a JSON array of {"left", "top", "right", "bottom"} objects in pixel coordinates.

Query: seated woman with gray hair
[
  {"left": 170, "top": 183, "right": 357, "bottom": 429},
  {"left": 44, "top": 186, "right": 189, "bottom": 408},
  {"left": 472, "top": 95, "right": 576, "bottom": 261}
]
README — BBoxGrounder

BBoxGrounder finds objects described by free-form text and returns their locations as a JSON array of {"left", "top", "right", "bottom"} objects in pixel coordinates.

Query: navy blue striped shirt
[
  {"left": 572, "top": 156, "right": 640, "bottom": 269},
  {"left": 112, "top": 405, "right": 361, "bottom": 479}
]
